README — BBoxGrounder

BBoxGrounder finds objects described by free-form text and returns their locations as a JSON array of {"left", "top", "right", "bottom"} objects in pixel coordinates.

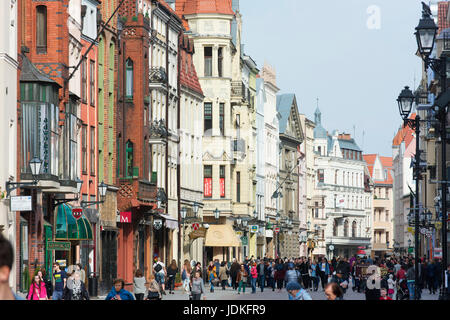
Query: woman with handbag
[
  {"left": 145, "top": 274, "right": 161, "bottom": 300},
  {"left": 207, "top": 261, "right": 218, "bottom": 293},
  {"left": 250, "top": 262, "right": 258, "bottom": 294},
  {"left": 237, "top": 265, "right": 248, "bottom": 294},
  {"left": 27, "top": 274, "right": 48, "bottom": 300},
  {"left": 167, "top": 260, "right": 178, "bottom": 294},
  {"left": 63, "top": 271, "right": 90, "bottom": 300},
  {"left": 219, "top": 261, "right": 229, "bottom": 290},
  {"left": 133, "top": 269, "right": 147, "bottom": 300}
]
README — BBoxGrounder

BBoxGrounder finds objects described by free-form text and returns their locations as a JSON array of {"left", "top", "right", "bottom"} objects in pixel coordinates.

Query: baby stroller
[{"left": 396, "top": 279, "right": 409, "bottom": 300}]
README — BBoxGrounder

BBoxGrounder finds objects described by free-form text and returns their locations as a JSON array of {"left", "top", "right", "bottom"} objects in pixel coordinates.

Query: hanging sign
[
  {"left": 274, "top": 227, "right": 280, "bottom": 234},
  {"left": 250, "top": 225, "right": 259, "bottom": 233},
  {"left": 220, "top": 178, "right": 225, "bottom": 197},
  {"left": 154, "top": 219, "right": 163, "bottom": 230},
  {"left": 10, "top": 196, "right": 32, "bottom": 211},
  {"left": 192, "top": 223, "right": 200, "bottom": 231},
  {"left": 204, "top": 178, "right": 212, "bottom": 197},
  {"left": 72, "top": 208, "right": 83, "bottom": 220},
  {"left": 120, "top": 212, "right": 132, "bottom": 223}
]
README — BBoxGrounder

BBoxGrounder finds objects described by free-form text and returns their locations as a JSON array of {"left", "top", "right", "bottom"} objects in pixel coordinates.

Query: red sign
[
  {"left": 72, "top": 208, "right": 83, "bottom": 220},
  {"left": 220, "top": 178, "right": 225, "bottom": 197},
  {"left": 192, "top": 223, "right": 200, "bottom": 231},
  {"left": 120, "top": 212, "right": 132, "bottom": 223},
  {"left": 275, "top": 227, "right": 280, "bottom": 234},
  {"left": 204, "top": 178, "right": 212, "bottom": 197}
]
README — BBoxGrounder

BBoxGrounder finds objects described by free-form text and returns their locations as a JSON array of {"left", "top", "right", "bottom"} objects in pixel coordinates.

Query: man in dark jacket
[
  {"left": 257, "top": 260, "right": 267, "bottom": 292},
  {"left": 300, "top": 257, "right": 310, "bottom": 289},
  {"left": 230, "top": 259, "right": 241, "bottom": 290}
]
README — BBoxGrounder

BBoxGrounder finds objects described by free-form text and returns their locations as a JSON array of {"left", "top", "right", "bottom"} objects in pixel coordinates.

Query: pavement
[{"left": 93, "top": 280, "right": 440, "bottom": 301}]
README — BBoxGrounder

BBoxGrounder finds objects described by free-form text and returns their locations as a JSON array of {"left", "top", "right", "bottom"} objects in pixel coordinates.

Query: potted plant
[{"left": 174, "top": 272, "right": 182, "bottom": 288}]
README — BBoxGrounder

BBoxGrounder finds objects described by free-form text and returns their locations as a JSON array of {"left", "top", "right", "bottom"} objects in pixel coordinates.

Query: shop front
[{"left": 204, "top": 224, "right": 241, "bottom": 264}]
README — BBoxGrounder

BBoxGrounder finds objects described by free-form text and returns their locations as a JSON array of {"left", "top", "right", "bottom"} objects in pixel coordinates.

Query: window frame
[{"left": 36, "top": 5, "right": 47, "bottom": 54}]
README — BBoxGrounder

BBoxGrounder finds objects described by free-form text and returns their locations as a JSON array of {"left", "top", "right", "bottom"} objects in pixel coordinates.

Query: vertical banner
[
  {"left": 204, "top": 178, "right": 212, "bottom": 197},
  {"left": 220, "top": 178, "right": 225, "bottom": 197}
]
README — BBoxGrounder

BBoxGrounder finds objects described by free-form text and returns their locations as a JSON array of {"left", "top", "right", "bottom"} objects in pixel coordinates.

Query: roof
[
  {"left": 20, "top": 54, "right": 61, "bottom": 86},
  {"left": 179, "top": 34, "right": 203, "bottom": 95},
  {"left": 392, "top": 113, "right": 416, "bottom": 148},
  {"left": 338, "top": 137, "right": 361, "bottom": 152},
  {"left": 276, "top": 94, "right": 295, "bottom": 134},
  {"left": 313, "top": 107, "right": 327, "bottom": 139},
  {"left": 176, "top": 0, "right": 235, "bottom": 16},
  {"left": 363, "top": 154, "right": 393, "bottom": 185}
]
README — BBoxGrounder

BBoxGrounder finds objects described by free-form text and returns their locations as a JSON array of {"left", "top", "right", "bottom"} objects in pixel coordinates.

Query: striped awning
[{"left": 54, "top": 204, "right": 93, "bottom": 240}]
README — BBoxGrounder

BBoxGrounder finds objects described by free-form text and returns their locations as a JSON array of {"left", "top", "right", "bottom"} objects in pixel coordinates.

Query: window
[
  {"left": 116, "top": 136, "right": 120, "bottom": 177},
  {"left": 204, "top": 165, "right": 212, "bottom": 198},
  {"left": 314, "top": 202, "right": 319, "bottom": 218},
  {"left": 81, "top": 58, "right": 87, "bottom": 103},
  {"left": 90, "top": 126, "right": 95, "bottom": 175},
  {"left": 344, "top": 220, "right": 349, "bottom": 237},
  {"left": 317, "top": 169, "right": 324, "bottom": 183},
  {"left": 90, "top": 60, "right": 95, "bottom": 106},
  {"left": 219, "top": 103, "right": 225, "bottom": 136},
  {"left": 36, "top": 6, "right": 47, "bottom": 53},
  {"left": 386, "top": 210, "right": 389, "bottom": 222},
  {"left": 126, "top": 58, "right": 133, "bottom": 98},
  {"left": 220, "top": 165, "right": 225, "bottom": 198},
  {"left": 82, "top": 125, "right": 87, "bottom": 174},
  {"left": 204, "top": 47, "right": 212, "bottom": 76},
  {"left": 125, "top": 140, "right": 133, "bottom": 178},
  {"left": 236, "top": 114, "right": 240, "bottom": 139},
  {"left": 236, "top": 172, "right": 241, "bottom": 203},
  {"left": 218, "top": 47, "right": 223, "bottom": 77},
  {"left": 335, "top": 170, "right": 338, "bottom": 184},
  {"left": 204, "top": 102, "right": 212, "bottom": 135},
  {"left": 318, "top": 146, "right": 321, "bottom": 155},
  {"left": 352, "top": 221, "right": 357, "bottom": 238}
]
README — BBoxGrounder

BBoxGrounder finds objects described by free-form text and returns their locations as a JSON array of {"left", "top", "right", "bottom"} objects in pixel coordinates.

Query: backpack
[{"left": 154, "top": 263, "right": 162, "bottom": 273}]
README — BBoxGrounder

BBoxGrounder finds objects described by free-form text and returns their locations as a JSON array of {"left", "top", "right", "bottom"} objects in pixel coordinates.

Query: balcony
[
  {"left": 149, "top": 119, "right": 169, "bottom": 145},
  {"left": 117, "top": 178, "right": 157, "bottom": 211},
  {"left": 149, "top": 67, "right": 167, "bottom": 91},
  {"left": 327, "top": 236, "right": 371, "bottom": 247},
  {"left": 231, "top": 81, "right": 244, "bottom": 104}
]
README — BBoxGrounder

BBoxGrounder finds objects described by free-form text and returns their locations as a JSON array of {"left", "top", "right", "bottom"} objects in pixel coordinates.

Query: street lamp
[
  {"left": 181, "top": 207, "right": 187, "bottom": 220},
  {"left": 5, "top": 158, "right": 43, "bottom": 197},
  {"left": 80, "top": 182, "right": 108, "bottom": 208},
  {"left": 397, "top": 86, "right": 415, "bottom": 120},
  {"left": 415, "top": 2, "right": 438, "bottom": 59},
  {"left": 193, "top": 201, "right": 199, "bottom": 218},
  {"left": 214, "top": 208, "right": 220, "bottom": 220}
]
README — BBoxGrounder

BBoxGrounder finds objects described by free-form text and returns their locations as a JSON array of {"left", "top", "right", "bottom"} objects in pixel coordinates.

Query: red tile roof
[
  {"left": 392, "top": 113, "right": 416, "bottom": 147},
  {"left": 176, "top": 0, "right": 234, "bottom": 16},
  {"left": 438, "top": 1, "right": 450, "bottom": 35},
  {"left": 363, "top": 154, "right": 393, "bottom": 185},
  {"left": 379, "top": 156, "right": 393, "bottom": 168},
  {"left": 179, "top": 34, "right": 203, "bottom": 95}
]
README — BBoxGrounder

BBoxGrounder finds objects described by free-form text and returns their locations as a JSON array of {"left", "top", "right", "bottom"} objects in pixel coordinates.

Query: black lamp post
[
  {"left": 397, "top": 85, "right": 423, "bottom": 300},
  {"left": 5, "top": 157, "right": 42, "bottom": 197},
  {"left": 414, "top": 1, "right": 448, "bottom": 300},
  {"left": 80, "top": 181, "right": 108, "bottom": 208}
]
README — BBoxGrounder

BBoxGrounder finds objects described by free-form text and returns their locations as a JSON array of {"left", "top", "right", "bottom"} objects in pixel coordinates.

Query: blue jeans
[
  {"left": 209, "top": 274, "right": 215, "bottom": 291},
  {"left": 156, "top": 273, "right": 165, "bottom": 285},
  {"left": 407, "top": 281, "right": 415, "bottom": 299},
  {"left": 251, "top": 277, "right": 257, "bottom": 293},
  {"left": 258, "top": 275, "right": 265, "bottom": 292},
  {"left": 52, "top": 290, "right": 63, "bottom": 300}
]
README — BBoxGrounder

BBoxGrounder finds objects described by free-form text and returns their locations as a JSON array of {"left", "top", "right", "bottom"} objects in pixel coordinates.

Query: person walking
[
  {"left": 166, "top": 260, "right": 178, "bottom": 294},
  {"left": 274, "top": 259, "right": 285, "bottom": 291},
  {"left": 406, "top": 262, "right": 416, "bottom": 299},
  {"left": 286, "top": 282, "right": 312, "bottom": 300},
  {"left": 0, "top": 235, "right": 24, "bottom": 300},
  {"left": 230, "top": 258, "right": 240, "bottom": 291},
  {"left": 300, "top": 257, "right": 310, "bottom": 290},
  {"left": 207, "top": 261, "right": 218, "bottom": 293},
  {"left": 191, "top": 270, "right": 206, "bottom": 300},
  {"left": 267, "top": 261, "right": 275, "bottom": 291},
  {"left": 284, "top": 263, "right": 301, "bottom": 285},
  {"left": 257, "top": 260, "right": 266, "bottom": 292},
  {"left": 250, "top": 262, "right": 258, "bottom": 294},
  {"left": 145, "top": 274, "right": 161, "bottom": 300},
  {"left": 133, "top": 269, "right": 146, "bottom": 300},
  {"left": 318, "top": 258, "right": 330, "bottom": 290},
  {"left": 181, "top": 259, "right": 192, "bottom": 294},
  {"left": 219, "top": 261, "right": 228, "bottom": 291},
  {"left": 387, "top": 274, "right": 396, "bottom": 298},
  {"left": 310, "top": 259, "right": 319, "bottom": 291},
  {"left": 27, "top": 274, "right": 48, "bottom": 300},
  {"left": 63, "top": 271, "right": 89, "bottom": 300},
  {"left": 105, "top": 279, "right": 135, "bottom": 300},
  {"left": 153, "top": 257, "right": 167, "bottom": 295},
  {"left": 52, "top": 262, "right": 67, "bottom": 300},
  {"left": 237, "top": 265, "right": 248, "bottom": 295}
]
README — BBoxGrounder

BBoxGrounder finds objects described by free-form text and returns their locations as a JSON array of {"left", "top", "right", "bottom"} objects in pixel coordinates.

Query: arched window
[
  {"left": 125, "top": 140, "right": 134, "bottom": 177},
  {"left": 344, "top": 220, "right": 349, "bottom": 237},
  {"left": 126, "top": 58, "right": 133, "bottom": 98},
  {"left": 352, "top": 221, "right": 357, "bottom": 238},
  {"left": 36, "top": 5, "right": 47, "bottom": 53}
]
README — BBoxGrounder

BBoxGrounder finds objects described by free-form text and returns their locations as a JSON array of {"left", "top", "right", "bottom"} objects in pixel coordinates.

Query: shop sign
[
  {"left": 72, "top": 208, "right": 83, "bottom": 220},
  {"left": 120, "top": 212, "right": 132, "bottom": 223},
  {"left": 192, "top": 223, "right": 200, "bottom": 231},
  {"left": 274, "top": 227, "right": 280, "bottom": 234},
  {"left": 47, "top": 241, "right": 71, "bottom": 251},
  {"left": 250, "top": 225, "right": 258, "bottom": 233},
  {"left": 189, "top": 227, "right": 207, "bottom": 240},
  {"left": 56, "top": 259, "right": 67, "bottom": 267},
  {"left": 10, "top": 196, "right": 32, "bottom": 211},
  {"left": 203, "top": 178, "right": 212, "bottom": 198},
  {"left": 241, "top": 236, "right": 248, "bottom": 246},
  {"left": 434, "top": 248, "right": 442, "bottom": 259},
  {"left": 153, "top": 219, "right": 163, "bottom": 230}
]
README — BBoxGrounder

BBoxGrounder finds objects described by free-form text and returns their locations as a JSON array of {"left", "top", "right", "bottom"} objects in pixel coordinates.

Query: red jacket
[{"left": 27, "top": 282, "right": 47, "bottom": 300}]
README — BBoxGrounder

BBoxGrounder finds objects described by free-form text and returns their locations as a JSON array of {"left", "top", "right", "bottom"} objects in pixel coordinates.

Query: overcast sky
[{"left": 240, "top": 0, "right": 427, "bottom": 157}]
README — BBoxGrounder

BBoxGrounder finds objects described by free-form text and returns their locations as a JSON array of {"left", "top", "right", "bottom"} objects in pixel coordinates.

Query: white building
[
  {"left": 260, "top": 63, "right": 280, "bottom": 258},
  {"left": 313, "top": 108, "right": 372, "bottom": 259},
  {"left": 0, "top": 0, "right": 18, "bottom": 290}
]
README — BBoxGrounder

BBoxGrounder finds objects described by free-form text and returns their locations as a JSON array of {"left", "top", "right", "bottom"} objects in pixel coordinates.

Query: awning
[
  {"left": 159, "top": 214, "right": 179, "bottom": 230},
  {"left": 55, "top": 204, "right": 93, "bottom": 241},
  {"left": 205, "top": 224, "right": 241, "bottom": 247}
]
